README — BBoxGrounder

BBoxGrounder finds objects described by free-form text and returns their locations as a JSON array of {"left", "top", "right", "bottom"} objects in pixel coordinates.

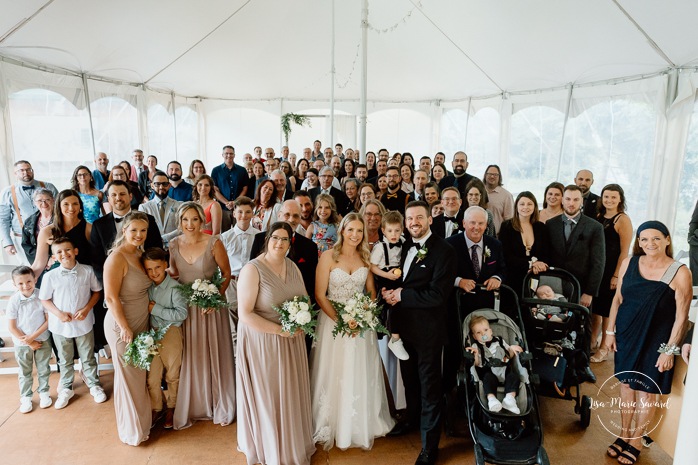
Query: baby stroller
[
  {"left": 457, "top": 285, "right": 549, "bottom": 465},
  {"left": 520, "top": 268, "right": 592, "bottom": 428}
]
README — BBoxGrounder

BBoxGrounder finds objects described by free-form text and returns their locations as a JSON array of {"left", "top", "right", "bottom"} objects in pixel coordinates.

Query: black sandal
[
  {"left": 617, "top": 444, "right": 641, "bottom": 464},
  {"left": 607, "top": 438, "right": 629, "bottom": 458}
]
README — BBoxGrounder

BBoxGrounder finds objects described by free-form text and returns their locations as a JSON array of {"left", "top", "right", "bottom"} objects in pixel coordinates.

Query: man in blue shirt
[
  {"left": 166, "top": 161, "right": 193, "bottom": 202},
  {"left": 211, "top": 145, "right": 249, "bottom": 210},
  {"left": 92, "top": 152, "right": 110, "bottom": 190}
]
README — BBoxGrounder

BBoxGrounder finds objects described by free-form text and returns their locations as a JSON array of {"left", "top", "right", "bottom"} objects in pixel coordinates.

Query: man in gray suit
[
  {"left": 139, "top": 171, "right": 181, "bottom": 248},
  {"left": 546, "top": 184, "right": 605, "bottom": 383}
]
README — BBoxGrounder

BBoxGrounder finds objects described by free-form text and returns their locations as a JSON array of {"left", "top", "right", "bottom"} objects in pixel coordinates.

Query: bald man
[{"left": 574, "top": 169, "right": 599, "bottom": 218}]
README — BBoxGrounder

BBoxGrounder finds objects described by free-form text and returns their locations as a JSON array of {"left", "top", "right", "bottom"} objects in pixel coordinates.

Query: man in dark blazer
[
  {"left": 381, "top": 166, "right": 410, "bottom": 214},
  {"left": 308, "top": 167, "right": 350, "bottom": 216},
  {"left": 249, "top": 200, "right": 318, "bottom": 303},
  {"left": 442, "top": 206, "right": 506, "bottom": 395},
  {"left": 90, "top": 180, "right": 163, "bottom": 350},
  {"left": 546, "top": 184, "right": 605, "bottom": 382},
  {"left": 575, "top": 169, "right": 600, "bottom": 218},
  {"left": 382, "top": 201, "right": 456, "bottom": 465},
  {"left": 431, "top": 187, "right": 465, "bottom": 239}
]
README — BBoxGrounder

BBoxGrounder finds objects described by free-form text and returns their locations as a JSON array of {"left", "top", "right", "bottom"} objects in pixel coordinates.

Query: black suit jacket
[
  {"left": 546, "top": 214, "right": 605, "bottom": 296},
  {"left": 249, "top": 231, "right": 318, "bottom": 303},
  {"left": 399, "top": 233, "right": 457, "bottom": 346},
  {"left": 308, "top": 186, "right": 350, "bottom": 217},
  {"left": 453, "top": 173, "right": 475, "bottom": 198},
  {"left": 582, "top": 192, "right": 600, "bottom": 218},
  {"left": 446, "top": 233, "right": 506, "bottom": 285},
  {"left": 90, "top": 212, "right": 163, "bottom": 281},
  {"left": 431, "top": 209, "right": 465, "bottom": 239}
]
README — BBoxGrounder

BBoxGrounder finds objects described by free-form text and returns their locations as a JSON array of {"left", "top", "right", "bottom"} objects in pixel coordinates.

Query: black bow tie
[
  {"left": 114, "top": 216, "right": 124, "bottom": 224},
  {"left": 445, "top": 216, "right": 459, "bottom": 224},
  {"left": 388, "top": 242, "right": 401, "bottom": 249},
  {"left": 21, "top": 185, "right": 34, "bottom": 191},
  {"left": 411, "top": 242, "right": 422, "bottom": 251}
]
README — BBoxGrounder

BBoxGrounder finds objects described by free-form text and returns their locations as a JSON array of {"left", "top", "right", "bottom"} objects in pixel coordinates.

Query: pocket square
[
  {"left": 420, "top": 264, "right": 426, "bottom": 268},
  {"left": 298, "top": 258, "right": 306, "bottom": 263},
  {"left": 487, "top": 261, "right": 496, "bottom": 265}
]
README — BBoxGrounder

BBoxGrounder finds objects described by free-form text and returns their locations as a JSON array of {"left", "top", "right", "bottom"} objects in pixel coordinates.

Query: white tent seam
[{"left": 612, "top": 0, "right": 676, "bottom": 67}]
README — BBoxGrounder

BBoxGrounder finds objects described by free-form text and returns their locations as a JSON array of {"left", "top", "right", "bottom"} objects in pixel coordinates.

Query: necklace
[{"left": 264, "top": 256, "right": 286, "bottom": 279}]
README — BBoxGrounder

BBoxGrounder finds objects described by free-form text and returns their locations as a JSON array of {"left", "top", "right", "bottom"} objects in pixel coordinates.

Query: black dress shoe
[
  {"left": 387, "top": 421, "right": 412, "bottom": 437},
  {"left": 581, "top": 366, "right": 597, "bottom": 383},
  {"left": 0, "top": 337, "right": 5, "bottom": 348},
  {"left": 415, "top": 448, "right": 439, "bottom": 465}
]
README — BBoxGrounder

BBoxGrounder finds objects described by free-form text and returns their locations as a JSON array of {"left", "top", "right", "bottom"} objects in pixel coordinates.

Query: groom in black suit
[{"left": 383, "top": 201, "right": 456, "bottom": 465}]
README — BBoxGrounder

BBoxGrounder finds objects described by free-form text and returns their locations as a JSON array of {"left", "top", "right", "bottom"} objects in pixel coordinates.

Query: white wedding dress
[{"left": 310, "top": 267, "right": 395, "bottom": 450}]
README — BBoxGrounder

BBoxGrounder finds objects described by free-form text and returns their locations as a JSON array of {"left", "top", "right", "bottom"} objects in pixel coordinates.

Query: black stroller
[
  {"left": 457, "top": 285, "right": 549, "bottom": 465},
  {"left": 520, "top": 268, "right": 593, "bottom": 428}
]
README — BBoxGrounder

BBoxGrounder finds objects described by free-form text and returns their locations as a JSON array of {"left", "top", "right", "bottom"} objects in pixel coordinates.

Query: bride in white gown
[{"left": 310, "top": 212, "right": 395, "bottom": 450}]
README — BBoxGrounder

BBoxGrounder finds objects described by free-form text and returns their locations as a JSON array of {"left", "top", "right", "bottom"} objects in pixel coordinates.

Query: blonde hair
[
  {"left": 108, "top": 211, "right": 149, "bottom": 255},
  {"left": 332, "top": 212, "right": 371, "bottom": 266},
  {"left": 177, "top": 201, "right": 206, "bottom": 228}
]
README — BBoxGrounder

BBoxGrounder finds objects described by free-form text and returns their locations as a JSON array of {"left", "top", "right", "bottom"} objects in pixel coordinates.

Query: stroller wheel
[
  {"left": 580, "top": 395, "right": 592, "bottom": 428},
  {"left": 537, "top": 446, "right": 550, "bottom": 465},
  {"left": 474, "top": 444, "right": 486, "bottom": 465}
]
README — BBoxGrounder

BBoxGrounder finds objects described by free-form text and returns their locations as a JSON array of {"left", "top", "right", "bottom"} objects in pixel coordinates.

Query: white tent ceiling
[{"left": 2, "top": 0, "right": 698, "bottom": 102}]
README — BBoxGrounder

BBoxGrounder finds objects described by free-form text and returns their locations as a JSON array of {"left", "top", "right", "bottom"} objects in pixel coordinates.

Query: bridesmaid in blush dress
[
  {"left": 103, "top": 211, "right": 152, "bottom": 445},
  {"left": 170, "top": 202, "right": 235, "bottom": 429},
  {"left": 236, "top": 222, "right": 314, "bottom": 465}
]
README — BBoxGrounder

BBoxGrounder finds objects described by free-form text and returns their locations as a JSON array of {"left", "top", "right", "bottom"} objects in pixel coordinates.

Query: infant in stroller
[
  {"left": 467, "top": 316, "right": 523, "bottom": 414},
  {"left": 532, "top": 285, "right": 570, "bottom": 322}
]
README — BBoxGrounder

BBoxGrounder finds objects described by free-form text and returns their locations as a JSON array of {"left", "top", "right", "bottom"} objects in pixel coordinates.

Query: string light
[{"left": 366, "top": 0, "right": 422, "bottom": 34}]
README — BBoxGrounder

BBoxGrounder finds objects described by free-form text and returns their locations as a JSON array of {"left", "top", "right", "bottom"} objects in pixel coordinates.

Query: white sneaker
[
  {"left": 55, "top": 389, "right": 75, "bottom": 410},
  {"left": 19, "top": 396, "right": 33, "bottom": 414},
  {"left": 388, "top": 337, "right": 410, "bottom": 360},
  {"left": 502, "top": 394, "right": 520, "bottom": 414},
  {"left": 90, "top": 386, "right": 107, "bottom": 404},
  {"left": 98, "top": 347, "right": 111, "bottom": 359},
  {"left": 39, "top": 392, "right": 52, "bottom": 409},
  {"left": 488, "top": 396, "right": 502, "bottom": 413}
]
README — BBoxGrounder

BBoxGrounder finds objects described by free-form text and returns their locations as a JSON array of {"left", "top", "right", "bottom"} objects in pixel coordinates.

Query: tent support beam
[
  {"left": 555, "top": 85, "right": 574, "bottom": 181},
  {"left": 0, "top": 0, "right": 55, "bottom": 45},
  {"left": 329, "top": 0, "right": 335, "bottom": 147},
  {"left": 81, "top": 73, "right": 97, "bottom": 156},
  {"left": 358, "top": 0, "right": 368, "bottom": 162}
]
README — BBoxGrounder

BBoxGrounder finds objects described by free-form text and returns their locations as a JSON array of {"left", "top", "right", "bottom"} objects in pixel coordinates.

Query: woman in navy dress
[{"left": 605, "top": 221, "right": 691, "bottom": 465}]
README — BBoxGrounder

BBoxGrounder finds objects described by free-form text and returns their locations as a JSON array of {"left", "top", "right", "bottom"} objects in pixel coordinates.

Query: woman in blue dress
[
  {"left": 305, "top": 194, "right": 339, "bottom": 257},
  {"left": 71, "top": 165, "right": 104, "bottom": 224},
  {"left": 605, "top": 221, "right": 692, "bottom": 465}
]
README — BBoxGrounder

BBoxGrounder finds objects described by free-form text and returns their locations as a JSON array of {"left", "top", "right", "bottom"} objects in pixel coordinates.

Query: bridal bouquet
[
  {"left": 273, "top": 295, "right": 319, "bottom": 338},
  {"left": 331, "top": 292, "right": 388, "bottom": 338},
  {"left": 176, "top": 269, "right": 229, "bottom": 312},
  {"left": 122, "top": 325, "right": 171, "bottom": 370}
]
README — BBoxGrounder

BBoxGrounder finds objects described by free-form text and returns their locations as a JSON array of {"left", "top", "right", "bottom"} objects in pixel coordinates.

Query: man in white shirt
[
  {"left": 220, "top": 196, "right": 260, "bottom": 348},
  {"left": 410, "top": 170, "right": 429, "bottom": 202},
  {"left": 483, "top": 164, "right": 514, "bottom": 234}
]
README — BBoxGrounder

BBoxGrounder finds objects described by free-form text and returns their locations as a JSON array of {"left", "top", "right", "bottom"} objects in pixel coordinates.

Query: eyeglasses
[
  {"left": 35, "top": 199, "right": 52, "bottom": 204},
  {"left": 153, "top": 182, "right": 170, "bottom": 187},
  {"left": 76, "top": 173, "right": 91, "bottom": 178},
  {"left": 442, "top": 197, "right": 460, "bottom": 203},
  {"left": 269, "top": 236, "right": 290, "bottom": 243},
  {"left": 485, "top": 173, "right": 500, "bottom": 177}
]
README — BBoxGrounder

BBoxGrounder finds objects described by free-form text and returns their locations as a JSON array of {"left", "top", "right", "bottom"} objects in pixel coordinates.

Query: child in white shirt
[
  {"left": 39, "top": 237, "right": 106, "bottom": 409},
  {"left": 7, "top": 266, "right": 51, "bottom": 413}
]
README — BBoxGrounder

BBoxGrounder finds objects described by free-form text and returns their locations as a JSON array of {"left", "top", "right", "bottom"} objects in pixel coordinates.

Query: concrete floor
[{"left": 0, "top": 354, "right": 674, "bottom": 465}]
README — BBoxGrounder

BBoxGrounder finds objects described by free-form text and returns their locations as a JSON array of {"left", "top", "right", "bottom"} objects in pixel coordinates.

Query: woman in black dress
[
  {"left": 605, "top": 221, "right": 691, "bottom": 465},
  {"left": 498, "top": 191, "right": 549, "bottom": 296},
  {"left": 590, "top": 184, "right": 633, "bottom": 362}
]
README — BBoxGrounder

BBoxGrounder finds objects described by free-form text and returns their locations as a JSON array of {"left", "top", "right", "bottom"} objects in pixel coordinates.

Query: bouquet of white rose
[
  {"left": 331, "top": 292, "right": 388, "bottom": 338},
  {"left": 273, "top": 295, "right": 319, "bottom": 338},
  {"left": 122, "top": 324, "right": 171, "bottom": 370},
  {"left": 176, "top": 269, "right": 229, "bottom": 312}
]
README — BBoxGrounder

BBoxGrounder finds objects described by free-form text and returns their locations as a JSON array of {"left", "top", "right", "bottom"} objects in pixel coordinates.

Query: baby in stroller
[
  {"left": 531, "top": 284, "right": 570, "bottom": 322},
  {"left": 467, "top": 315, "right": 523, "bottom": 414}
]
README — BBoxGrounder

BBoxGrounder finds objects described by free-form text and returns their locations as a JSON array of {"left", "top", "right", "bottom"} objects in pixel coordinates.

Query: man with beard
[
  {"left": 451, "top": 151, "right": 475, "bottom": 199},
  {"left": 92, "top": 152, "right": 110, "bottom": 190},
  {"left": 293, "top": 190, "right": 314, "bottom": 235},
  {"left": 138, "top": 171, "right": 182, "bottom": 248},
  {"left": 166, "top": 161, "right": 192, "bottom": 201},
  {"left": 130, "top": 149, "right": 146, "bottom": 182},
  {"left": 211, "top": 145, "right": 250, "bottom": 211},
  {"left": 381, "top": 166, "right": 409, "bottom": 215},
  {"left": 483, "top": 164, "right": 514, "bottom": 234},
  {"left": 546, "top": 185, "right": 605, "bottom": 383},
  {"left": 323, "top": 147, "right": 334, "bottom": 160},
  {"left": 378, "top": 148, "right": 390, "bottom": 162},
  {"left": 575, "top": 169, "right": 600, "bottom": 218},
  {"left": 408, "top": 169, "right": 429, "bottom": 202},
  {"left": 270, "top": 169, "right": 292, "bottom": 203},
  {"left": 330, "top": 156, "right": 342, "bottom": 178},
  {"left": 355, "top": 164, "right": 368, "bottom": 183},
  {"left": 0, "top": 160, "right": 58, "bottom": 264},
  {"left": 431, "top": 187, "right": 464, "bottom": 238}
]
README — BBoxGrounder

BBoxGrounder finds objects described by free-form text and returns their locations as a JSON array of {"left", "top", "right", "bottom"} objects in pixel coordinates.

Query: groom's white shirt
[{"left": 403, "top": 230, "right": 432, "bottom": 276}]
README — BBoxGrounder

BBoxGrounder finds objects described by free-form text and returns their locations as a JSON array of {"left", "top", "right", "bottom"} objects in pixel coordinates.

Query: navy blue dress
[{"left": 615, "top": 256, "right": 683, "bottom": 394}]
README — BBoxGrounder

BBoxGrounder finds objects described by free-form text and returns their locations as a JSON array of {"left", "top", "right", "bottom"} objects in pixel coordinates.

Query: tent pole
[
  {"left": 171, "top": 92, "right": 178, "bottom": 160},
  {"left": 330, "top": 0, "right": 335, "bottom": 148},
  {"left": 358, "top": 0, "right": 368, "bottom": 162},
  {"left": 81, "top": 73, "right": 97, "bottom": 156},
  {"left": 555, "top": 85, "right": 573, "bottom": 181}
]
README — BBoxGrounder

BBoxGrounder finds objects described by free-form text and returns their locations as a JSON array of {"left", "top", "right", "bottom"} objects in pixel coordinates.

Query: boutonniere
[
  {"left": 415, "top": 246, "right": 428, "bottom": 263},
  {"left": 484, "top": 246, "right": 491, "bottom": 259}
]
